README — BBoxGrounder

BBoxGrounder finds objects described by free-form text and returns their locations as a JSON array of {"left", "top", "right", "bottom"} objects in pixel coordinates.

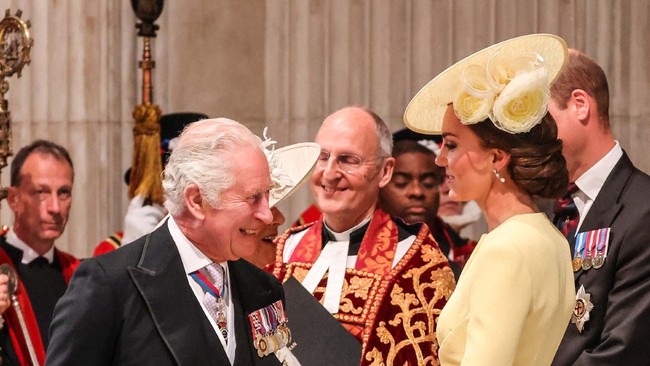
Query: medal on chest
[
  {"left": 571, "top": 285, "right": 594, "bottom": 333},
  {"left": 248, "top": 300, "right": 292, "bottom": 358},
  {"left": 573, "top": 228, "right": 611, "bottom": 272}
]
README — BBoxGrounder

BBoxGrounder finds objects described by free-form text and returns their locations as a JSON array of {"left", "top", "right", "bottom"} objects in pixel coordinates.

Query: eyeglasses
[{"left": 316, "top": 151, "right": 386, "bottom": 173}]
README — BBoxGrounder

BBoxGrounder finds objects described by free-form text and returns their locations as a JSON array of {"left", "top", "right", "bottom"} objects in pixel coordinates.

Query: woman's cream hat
[
  {"left": 261, "top": 129, "right": 320, "bottom": 207},
  {"left": 267, "top": 142, "right": 320, "bottom": 207},
  {"left": 404, "top": 34, "right": 568, "bottom": 135}
]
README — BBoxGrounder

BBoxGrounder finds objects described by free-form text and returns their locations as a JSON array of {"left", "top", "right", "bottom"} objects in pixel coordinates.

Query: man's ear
[
  {"left": 6, "top": 187, "right": 18, "bottom": 211},
  {"left": 183, "top": 184, "right": 205, "bottom": 220},
  {"left": 377, "top": 157, "right": 395, "bottom": 189},
  {"left": 571, "top": 89, "right": 591, "bottom": 123}
]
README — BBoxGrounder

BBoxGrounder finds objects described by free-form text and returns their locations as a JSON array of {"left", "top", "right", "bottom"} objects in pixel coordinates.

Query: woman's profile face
[{"left": 435, "top": 106, "right": 494, "bottom": 205}]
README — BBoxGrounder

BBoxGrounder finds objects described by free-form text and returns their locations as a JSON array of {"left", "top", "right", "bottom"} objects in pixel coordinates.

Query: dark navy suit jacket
[
  {"left": 46, "top": 222, "right": 284, "bottom": 366},
  {"left": 552, "top": 153, "right": 650, "bottom": 365}
]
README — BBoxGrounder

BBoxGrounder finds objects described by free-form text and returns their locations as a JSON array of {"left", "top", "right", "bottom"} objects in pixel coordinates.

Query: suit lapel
[
  {"left": 230, "top": 264, "right": 254, "bottom": 365},
  {"left": 229, "top": 259, "right": 284, "bottom": 366},
  {"left": 127, "top": 225, "right": 230, "bottom": 365},
  {"left": 573, "top": 153, "right": 633, "bottom": 281}
]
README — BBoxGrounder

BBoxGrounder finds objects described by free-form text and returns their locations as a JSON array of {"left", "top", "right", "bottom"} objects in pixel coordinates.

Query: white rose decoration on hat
[
  {"left": 492, "top": 67, "right": 550, "bottom": 133},
  {"left": 452, "top": 51, "right": 551, "bottom": 134},
  {"left": 404, "top": 34, "right": 568, "bottom": 135}
]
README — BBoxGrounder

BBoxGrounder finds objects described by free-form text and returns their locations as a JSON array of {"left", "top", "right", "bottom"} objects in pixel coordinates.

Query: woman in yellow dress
[{"left": 404, "top": 34, "right": 576, "bottom": 365}]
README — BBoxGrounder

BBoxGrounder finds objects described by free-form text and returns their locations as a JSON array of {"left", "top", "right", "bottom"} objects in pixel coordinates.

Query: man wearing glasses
[{"left": 270, "top": 106, "right": 454, "bottom": 366}]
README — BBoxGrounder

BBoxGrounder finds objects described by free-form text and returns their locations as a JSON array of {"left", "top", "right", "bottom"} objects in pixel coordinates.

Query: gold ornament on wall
[
  {"left": 0, "top": 10, "right": 37, "bottom": 366},
  {"left": 0, "top": 8, "right": 32, "bottom": 201}
]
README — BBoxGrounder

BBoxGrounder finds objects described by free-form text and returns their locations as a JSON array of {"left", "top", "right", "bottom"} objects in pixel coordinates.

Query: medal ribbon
[
  {"left": 273, "top": 300, "right": 287, "bottom": 323},
  {"left": 248, "top": 300, "right": 288, "bottom": 341},
  {"left": 598, "top": 228, "right": 610, "bottom": 256},
  {"left": 249, "top": 312, "right": 263, "bottom": 340},
  {"left": 574, "top": 232, "right": 586, "bottom": 259},
  {"left": 586, "top": 230, "right": 597, "bottom": 257},
  {"left": 190, "top": 271, "right": 223, "bottom": 298},
  {"left": 264, "top": 306, "right": 277, "bottom": 329}
]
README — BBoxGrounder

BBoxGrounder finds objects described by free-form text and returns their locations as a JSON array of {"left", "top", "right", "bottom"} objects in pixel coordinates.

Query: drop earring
[{"left": 493, "top": 168, "right": 505, "bottom": 183}]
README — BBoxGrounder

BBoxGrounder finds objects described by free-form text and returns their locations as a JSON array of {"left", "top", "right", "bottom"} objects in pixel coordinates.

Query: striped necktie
[
  {"left": 192, "top": 263, "right": 228, "bottom": 342},
  {"left": 553, "top": 183, "right": 580, "bottom": 238}
]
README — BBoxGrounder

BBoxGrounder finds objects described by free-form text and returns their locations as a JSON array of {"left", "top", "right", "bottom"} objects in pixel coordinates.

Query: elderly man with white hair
[{"left": 46, "top": 118, "right": 292, "bottom": 366}]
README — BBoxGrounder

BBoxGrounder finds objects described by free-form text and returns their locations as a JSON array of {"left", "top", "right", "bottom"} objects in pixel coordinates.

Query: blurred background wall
[{"left": 0, "top": 0, "right": 647, "bottom": 257}]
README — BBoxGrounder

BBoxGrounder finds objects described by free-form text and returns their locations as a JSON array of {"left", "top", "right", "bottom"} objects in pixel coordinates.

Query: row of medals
[
  {"left": 572, "top": 251, "right": 605, "bottom": 272},
  {"left": 254, "top": 324, "right": 291, "bottom": 358}
]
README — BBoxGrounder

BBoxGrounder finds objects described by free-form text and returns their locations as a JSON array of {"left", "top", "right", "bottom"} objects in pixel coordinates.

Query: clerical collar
[
  {"left": 322, "top": 217, "right": 371, "bottom": 255},
  {"left": 6, "top": 227, "right": 55, "bottom": 264}
]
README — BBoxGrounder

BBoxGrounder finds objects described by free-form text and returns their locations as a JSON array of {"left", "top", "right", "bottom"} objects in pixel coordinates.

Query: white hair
[{"left": 162, "top": 118, "right": 263, "bottom": 216}]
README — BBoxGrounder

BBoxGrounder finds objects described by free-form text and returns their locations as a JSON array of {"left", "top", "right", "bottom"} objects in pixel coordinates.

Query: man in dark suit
[
  {"left": 46, "top": 118, "right": 289, "bottom": 365},
  {"left": 550, "top": 50, "right": 650, "bottom": 365},
  {"left": 0, "top": 140, "right": 80, "bottom": 366}
]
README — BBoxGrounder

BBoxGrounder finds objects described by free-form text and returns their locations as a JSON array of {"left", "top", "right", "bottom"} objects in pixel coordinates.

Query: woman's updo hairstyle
[{"left": 468, "top": 113, "right": 568, "bottom": 199}]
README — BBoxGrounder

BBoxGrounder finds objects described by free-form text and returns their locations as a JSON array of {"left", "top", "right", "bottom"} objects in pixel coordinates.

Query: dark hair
[
  {"left": 550, "top": 49, "right": 610, "bottom": 128},
  {"left": 392, "top": 140, "right": 445, "bottom": 184},
  {"left": 468, "top": 114, "right": 568, "bottom": 199},
  {"left": 392, "top": 139, "right": 435, "bottom": 158},
  {"left": 11, "top": 140, "right": 74, "bottom": 186}
]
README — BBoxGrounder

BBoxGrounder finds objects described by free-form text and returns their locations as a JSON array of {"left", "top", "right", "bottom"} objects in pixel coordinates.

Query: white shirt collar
[
  {"left": 166, "top": 216, "right": 235, "bottom": 361},
  {"left": 166, "top": 216, "right": 229, "bottom": 280},
  {"left": 6, "top": 227, "right": 55, "bottom": 264},
  {"left": 574, "top": 141, "right": 623, "bottom": 201},
  {"left": 323, "top": 215, "right": 372, "bottom": 242}
]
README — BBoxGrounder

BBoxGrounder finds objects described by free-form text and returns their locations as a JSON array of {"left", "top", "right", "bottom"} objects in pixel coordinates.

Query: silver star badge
[{"left": 571, "top": 285, "right": 594, "bottom": 333}]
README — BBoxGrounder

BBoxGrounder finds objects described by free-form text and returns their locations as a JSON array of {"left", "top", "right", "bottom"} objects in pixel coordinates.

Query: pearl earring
[{"left": 493, "top": 168, "right": 505, "bottom": 183}]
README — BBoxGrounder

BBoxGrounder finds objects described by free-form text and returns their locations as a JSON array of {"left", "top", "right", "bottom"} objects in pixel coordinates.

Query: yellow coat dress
[{"left": 437, "top": 213, "right": 575, "bottom": 366}]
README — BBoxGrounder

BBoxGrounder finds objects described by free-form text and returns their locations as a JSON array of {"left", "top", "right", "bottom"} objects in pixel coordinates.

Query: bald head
[
  {"left": 321, "top": 107, "right": 393, "bottom": 158},
  {"left": 311, "top": 106, "right": 395, "bottom": 231}
]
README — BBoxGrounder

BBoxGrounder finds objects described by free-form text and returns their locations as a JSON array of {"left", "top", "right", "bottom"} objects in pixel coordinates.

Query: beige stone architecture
[{"left": 0, "top": 0, "right": 648, "bottom": 257}]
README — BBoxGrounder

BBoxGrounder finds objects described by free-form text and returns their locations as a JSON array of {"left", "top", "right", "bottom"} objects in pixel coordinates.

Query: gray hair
[
  {"left": 162, "top": 118, "right": 263, "bottom": 216},
  {"left": 361, "top": 107, "right": 393, "bottom": 159}
]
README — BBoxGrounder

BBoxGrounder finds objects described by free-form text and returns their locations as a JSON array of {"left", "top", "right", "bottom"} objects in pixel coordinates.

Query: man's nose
[
  {"left": 322, "top": 158, "right": 341, "bottom": 181},
  {"left": 46, "top": 194, "right": 62, "bottom": 213},
  {"left": 256, "top": 200, "right": 273, "bottom": 225},
  {"left": 407, "top": 181, "right": 425, "bottom": 198}
]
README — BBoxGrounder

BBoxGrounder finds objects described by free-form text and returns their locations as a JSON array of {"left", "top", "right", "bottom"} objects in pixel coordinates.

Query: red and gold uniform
[
  {"left": 0, "top": 233, "right": 79, "bottom": 366},
  {"left": 270, "top": 208, "right": 455, "bottom": 366},
  {"left": 93, "top": 231, "right": 124, "bottom": 257}
]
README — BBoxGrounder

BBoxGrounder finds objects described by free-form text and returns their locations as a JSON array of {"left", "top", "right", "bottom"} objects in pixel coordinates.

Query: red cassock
[
  {"left": 270, "top": 208, "right": 456, "bottom": 366},
  {"left": 0, "top": 247, "right": 79, "bottom": 366}
]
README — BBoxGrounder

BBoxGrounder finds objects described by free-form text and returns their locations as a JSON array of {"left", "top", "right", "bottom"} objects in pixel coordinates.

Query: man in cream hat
[{"left": 269, "top": 106, "right": 454, "bottom": 365}]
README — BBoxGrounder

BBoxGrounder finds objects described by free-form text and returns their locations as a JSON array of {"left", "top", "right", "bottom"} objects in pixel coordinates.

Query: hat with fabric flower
[
  {"left": 404, "top": 34, "right": 568, "bottom": 135},
  {"left": 260, "top": 128, "right": 320, "bottom": 207}
]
